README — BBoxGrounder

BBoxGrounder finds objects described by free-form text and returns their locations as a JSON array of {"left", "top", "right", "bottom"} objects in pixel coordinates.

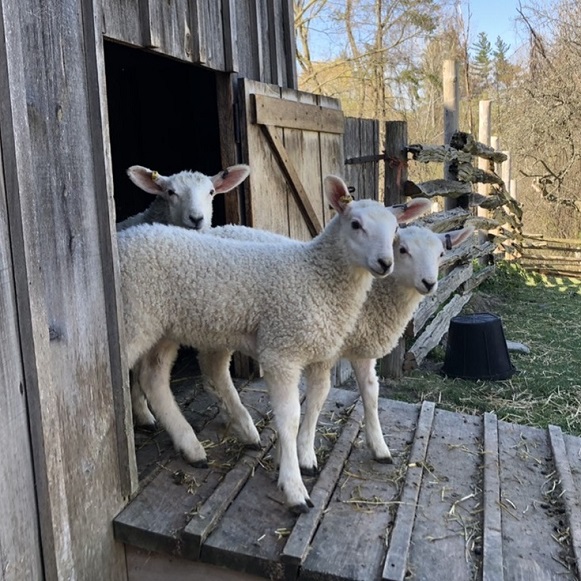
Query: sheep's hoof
[
  {"left": 187, "top": 458, "right": 209, "bottom": 469},
  {"left": 374, "top": 456, "right": 393, "bottom": 465},
  {"left": 289, "top": 502, "right": 311, "bottom": 515},
  {"left": 300, "top": 466, "right": 319, "bottom": 477},
  {"left": 244, "top": 442, "right": 262, "bottom": 451},
  {"left": 136, "top": 422, "right": 158, "bottom": 434}
]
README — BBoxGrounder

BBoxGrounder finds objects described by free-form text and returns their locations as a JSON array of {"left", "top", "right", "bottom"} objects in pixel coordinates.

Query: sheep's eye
[
  {"left": 440, "top": 251, "right": 445, "bottom": 258},
  {"left": 351, "top": 220, "right": 362, "bottom": 230},
  {"left": 399, "top": 246, "right": 408, "bottom": 254},
  {"left": 209, "top": 189, "right": 215, "bottom": 196},
  {"left": 167, "top": 189, "right": 178, "bottom": 197}
]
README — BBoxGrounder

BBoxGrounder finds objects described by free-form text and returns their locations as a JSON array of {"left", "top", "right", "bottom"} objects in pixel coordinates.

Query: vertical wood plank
[
  {"left": 281, "top": 0, "right": 298, "bottom": 89},
  {"left": 217, "top": 73, "right": 244, "bottom": 225},
  {"left": 239, "top": 78, "right": 290, "bottom": 235},
  {"left": 190, "top": 0, "right": 226, "bottom": 70},
  {"left": 281, "top": 88, "right": 322, "bottom": 240},
  {"left": 1, "top": 0, "right": 131, "bottom": 577},
  {"left": 101, "top": 0, "right": 142, "bottom": 45},
  {"left": 0, "top": 125, "right": 43, "bottom": 580},
  {"left": 221, "top": 0, "right": 239, "bottom": 72},
  {"left": 83, "top": 0, "right": 138, "bottom": 497},
  {"left": 318, "top": 94, "right": 344, "bottom": 226}
]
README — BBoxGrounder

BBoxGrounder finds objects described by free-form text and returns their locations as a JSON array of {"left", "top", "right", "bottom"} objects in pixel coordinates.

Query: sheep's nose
[
  {"left": 190, "top": 215, "right": 204, "bottom": 229},
  {"left": 422, "top": 279, "right": 436, "bottom": 292},
  {"left": 377, "top": 258, "right": 393, "bottom": 275}
]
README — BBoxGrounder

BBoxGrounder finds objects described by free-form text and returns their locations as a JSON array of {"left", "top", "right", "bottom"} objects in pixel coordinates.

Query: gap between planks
[
  {"left": 382, "top": 400, "right": 436, "bottom": 581},
  {"left": 548, "top": 424, "right": 581, "bottom": 576}
]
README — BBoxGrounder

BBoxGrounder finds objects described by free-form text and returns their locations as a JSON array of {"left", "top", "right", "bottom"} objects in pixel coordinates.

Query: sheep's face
[
  {"left": 393, "top": 226, "right": 444, "bottom": 295},
  {"left": 393, "top": 225, "right": 475, "bottom": 295},
  {"left": 325, "top": 175, "right": 397, "bottom": 278},
  {"left": 126, "top": 164, "right": 250, "bottom": 232},
  {"left": 162, "top": 171, "right": 217, "bottom": 231}
]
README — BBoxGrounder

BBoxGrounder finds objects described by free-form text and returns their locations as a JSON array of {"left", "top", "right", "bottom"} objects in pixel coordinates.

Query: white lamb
[
  {"left": 118, "top": 175, "right": 425, "bottom": 513},
  {"left": 180, "top": 221, "right": 473, "bottom": 473},
  {"left": 116, "top": 163, "right": 250, "bottom": 232},
  {"left": 117, "top": 163, "right": 250, "bottom": 426}
]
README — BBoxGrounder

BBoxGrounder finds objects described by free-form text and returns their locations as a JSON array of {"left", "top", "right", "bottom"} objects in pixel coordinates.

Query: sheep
[
  {"left": 116, "top": 163, "right": 250, "bottom": 427},
  {"left": 116, "top": 163, "right": 250, "bottom": 232},
  {"left": 296, "top": 223, "right": 474, "bottom": 472},
  {"left": 172, "top": 220, "right": 472, "bottom": 473},
  {"left": 118, "top": 175, "right": 424, "bottom": 513}
]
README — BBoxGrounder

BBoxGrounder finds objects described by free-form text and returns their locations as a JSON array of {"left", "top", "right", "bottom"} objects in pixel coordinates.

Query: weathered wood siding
[
  {"left": 0, "top": 135, "right": 43, "bottom": 580},
  {"left": 101, "top": 0, "right": 297, "bottom": 88},
  {"left": 0, "top": 0, "right": 135, "bottom": 577}
]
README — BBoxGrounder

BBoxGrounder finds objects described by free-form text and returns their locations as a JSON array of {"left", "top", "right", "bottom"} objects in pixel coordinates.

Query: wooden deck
[{"left": 115, "top": 367, "right": 581, "bottom": 581}]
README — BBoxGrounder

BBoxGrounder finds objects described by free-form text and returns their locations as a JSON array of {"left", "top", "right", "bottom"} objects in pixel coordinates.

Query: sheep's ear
[
  {"left": 388, "top": 197, "right": 432, "bottom": 224},
  {"left": 439, "top": 225, "right": 475, "bottom": 250},
  {"left": 324, "top": 175, "right": 353, "bottom": 214},
  {"left": 127, "top": 166, "right": 166, "bottom": 195},
  {"left": 211, "top": 164, "right": 250, "bottom": 194}
]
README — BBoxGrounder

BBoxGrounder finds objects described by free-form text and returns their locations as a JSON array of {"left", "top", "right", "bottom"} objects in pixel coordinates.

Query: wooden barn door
[{"left": 239, "top": 79, "right": 344, "bottom": 240}]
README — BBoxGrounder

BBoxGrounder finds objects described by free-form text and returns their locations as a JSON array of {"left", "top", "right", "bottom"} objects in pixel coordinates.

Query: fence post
[
  {"left": 443, "top": 60, "right": 464, "bottom": 210},
  {"left": 477, "top": 100, "right": 492, "bottom": 256},
  {"left": 378, "top": 120, "right": 407, "bottom": 379}
]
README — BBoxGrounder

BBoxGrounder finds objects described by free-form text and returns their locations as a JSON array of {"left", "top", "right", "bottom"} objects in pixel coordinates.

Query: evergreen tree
[
  {"left": 493, "top": 36, "right": 512, "bottom": 92},
  {"left": 471, "top": 31, "right": 492, "bottom": 96}
]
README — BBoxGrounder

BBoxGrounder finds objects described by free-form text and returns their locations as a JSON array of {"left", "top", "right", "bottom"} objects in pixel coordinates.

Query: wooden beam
[
  {"left": 482, "top": 413, "right": 504, "bottom": 581},
  {"left": 383, "top": 401, "right": 436, "bottom": 581},
  {"left": 260, "top": 124, "right": 322, "bottom": 236},
  {"left": 254, "top": 93, "right": 344, "bottom": 134}
]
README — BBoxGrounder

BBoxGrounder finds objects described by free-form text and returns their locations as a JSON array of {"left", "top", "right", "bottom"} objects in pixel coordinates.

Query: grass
[{"left": 386, "top": 261, "right": 581, "bottom": 435}]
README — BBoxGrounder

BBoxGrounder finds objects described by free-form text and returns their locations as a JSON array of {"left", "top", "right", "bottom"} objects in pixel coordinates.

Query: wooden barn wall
[
  {"left": 0, "top": 131, "right": 43, "bottom": 579},
  {"left": 101, "top": 0, "right": 297, "bottom": 88},
  {"left": 0, "top": 0, "right": 134, "bottom": 578}
]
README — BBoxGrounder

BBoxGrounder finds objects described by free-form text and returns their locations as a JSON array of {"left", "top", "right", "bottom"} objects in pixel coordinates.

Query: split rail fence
[
  {"left": 344, "top": 121, "right": 523, "bottom": 377},
  {"left": 517, "top": 234, "right": 581, "bottom": 278}
]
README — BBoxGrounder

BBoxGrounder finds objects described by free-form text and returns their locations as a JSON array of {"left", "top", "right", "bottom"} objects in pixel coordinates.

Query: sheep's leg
[
  {"left": 139, "top": 339, "right": 208, "bottom": 467},
  {"left": 262, "top": 363, "right": 313, "bottom": 514},
  {"left": 197, "top": 349, "right": 261, "bottom": 448},
  {"left": 297, "top": 362, "right": 332, "bottom": 475},
  {"left": 350, "top": 358, "right": 392, "bottom": 463},
  {"left": 130, "top": 360, "right": 157, "bottom": 428}
]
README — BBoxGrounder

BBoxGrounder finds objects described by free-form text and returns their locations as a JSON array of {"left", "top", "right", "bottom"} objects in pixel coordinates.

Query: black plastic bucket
[{"left": 441, "top": 312, "right": 516, "bottom": 381}]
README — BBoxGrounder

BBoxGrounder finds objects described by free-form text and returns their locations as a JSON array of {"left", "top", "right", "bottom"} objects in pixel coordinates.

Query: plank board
[
  {"left": 406, "top": 408, "right": 482, "bottom": 581},
  {"left": 0, "top": 118, "right": 43, "bottom": 580},
  {"left": 498, "top": 420, "right": 577, "bottom": 579},
  {"left": 383, "top": 401, "right": 436, "bottom": 581}
]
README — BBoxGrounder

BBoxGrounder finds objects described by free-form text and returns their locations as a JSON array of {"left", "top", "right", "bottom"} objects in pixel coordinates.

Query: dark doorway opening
[{"left": 104, "top": 40, "right": 225, "bottom": 226}]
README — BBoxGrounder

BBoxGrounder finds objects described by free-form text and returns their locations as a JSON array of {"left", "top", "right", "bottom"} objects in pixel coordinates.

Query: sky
[{"left": 463, "top": 0, "right": 525, "bottom": 58}]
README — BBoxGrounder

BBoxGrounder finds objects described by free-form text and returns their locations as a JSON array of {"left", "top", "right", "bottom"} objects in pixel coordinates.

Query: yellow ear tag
[
  {"left": 340, "top": 194, "right": 353, "bottom": 204},
  {"left": 151, "top": 170, "right": 159, "bottom": 181}
]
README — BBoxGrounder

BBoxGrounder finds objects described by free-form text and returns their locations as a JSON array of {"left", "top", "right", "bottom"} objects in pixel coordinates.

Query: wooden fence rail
[{"left": 516, "top": 233, "right": 581, "bottom": 278}]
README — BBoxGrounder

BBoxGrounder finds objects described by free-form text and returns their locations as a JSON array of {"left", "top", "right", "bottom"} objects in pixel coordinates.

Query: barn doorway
[{"left": 104, "top": 40, "right": 225, "bottom": 226}]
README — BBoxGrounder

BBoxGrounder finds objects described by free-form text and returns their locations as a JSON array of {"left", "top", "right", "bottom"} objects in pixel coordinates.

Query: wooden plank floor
[{"left": 115, "top": 372, "right": 581, "bottom": 581}]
